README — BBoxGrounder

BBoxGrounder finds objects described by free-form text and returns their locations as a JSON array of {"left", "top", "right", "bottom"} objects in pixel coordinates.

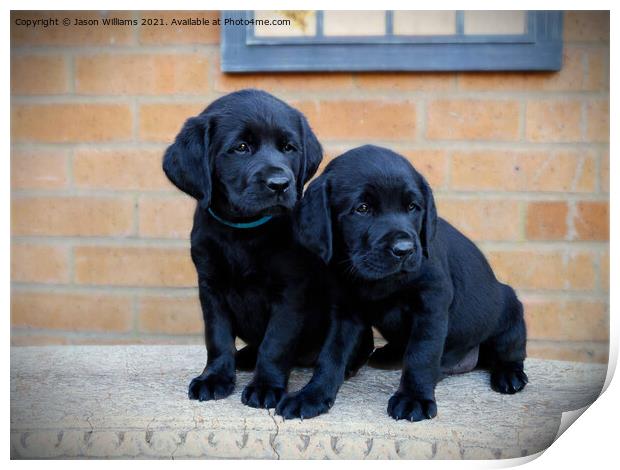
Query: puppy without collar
[{"left": 277, "top": 145, "right": 528, "bottom": 421}]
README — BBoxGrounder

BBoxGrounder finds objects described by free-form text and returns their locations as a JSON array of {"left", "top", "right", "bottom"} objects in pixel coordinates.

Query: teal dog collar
[{"left": 208, "top": 207, "right": 273, "bottom": 229}]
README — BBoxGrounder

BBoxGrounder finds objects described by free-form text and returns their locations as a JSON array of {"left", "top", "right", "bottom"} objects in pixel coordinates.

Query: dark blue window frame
[{"left": 221, "top": 11, "right": 563, "bottom": 72}]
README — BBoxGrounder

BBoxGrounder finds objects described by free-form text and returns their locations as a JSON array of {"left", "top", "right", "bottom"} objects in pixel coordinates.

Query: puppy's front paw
[
  {"left": 491, "top": 367, "right": 528, "bottom": 394},
  {"left": 188, "top": 374, "right": 235, "bottom": 401},
  {"left": 387, "top": 392, "right": 437, "bottom": 421},
  {"left": 241, "top": 383, "right": 285, "bottom": 409},
  {"left": 276, "top": 390, "right": 334, "bottom": 420}
]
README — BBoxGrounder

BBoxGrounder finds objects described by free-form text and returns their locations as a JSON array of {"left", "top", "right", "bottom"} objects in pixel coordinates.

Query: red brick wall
[{"left": 10, "top": 11, "right": 609, "bottom": 363}]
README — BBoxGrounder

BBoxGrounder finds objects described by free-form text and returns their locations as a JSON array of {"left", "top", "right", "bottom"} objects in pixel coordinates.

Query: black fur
[
  {"left": 276, "top": 145, "right": 528, "bottom": 421},
  {"left": 162, "top": 89, "right": 370, "bottom": 409}
]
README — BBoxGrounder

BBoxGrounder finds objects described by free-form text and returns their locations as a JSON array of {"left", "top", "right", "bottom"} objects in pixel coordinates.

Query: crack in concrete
[
  {"left": 145, "top": 417, "right": 156, "bottom": 446},
  {"left": 236, "top": 418, "right": 249, "bottom": 450},
  {"left": 170, "top": 430, "right": 187, "bottom": 460},
  {"left": 364, "top": 438, "right": 374, "bottom": 458},
  {"left": 84, "top": 413, "right": 94, "bottom": 446},
  {"left": 267, "top": 410, "right": 281, "bottom": 460},
  {"left": 191, "top": 407, "right": 200, "bottom": 430}
]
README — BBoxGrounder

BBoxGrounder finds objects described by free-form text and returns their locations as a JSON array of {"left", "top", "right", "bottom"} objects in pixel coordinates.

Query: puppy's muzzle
[
  {"left": 390, "top": 239, "right": 414, "bottom": 259},
  {"left": 266, "top": 176, "right": 291, "bottom": 194}
]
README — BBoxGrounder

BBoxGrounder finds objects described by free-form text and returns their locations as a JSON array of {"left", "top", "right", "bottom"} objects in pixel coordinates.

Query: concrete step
[{"left": 11, "top": 345, "right": 606, "bottom": 459}]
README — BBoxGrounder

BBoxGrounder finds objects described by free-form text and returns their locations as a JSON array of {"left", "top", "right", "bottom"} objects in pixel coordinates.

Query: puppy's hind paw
[
  {"left": 188, "top": 374, "right": 235, "bottom": 401},
  {"left": 491, "top": 366, "right": 528, "bottom": 394},
  {"left": 387, "top": 393, "right": 437, "bottom": 422},
  {"left": 241, "top": 383, "right": 285, "bottom": 409},
  {"left": 276, "top": 390, "right": 333, "bottom": 420}
]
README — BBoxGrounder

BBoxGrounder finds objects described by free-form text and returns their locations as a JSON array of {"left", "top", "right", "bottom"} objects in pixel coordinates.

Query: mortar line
[
  {"left": 9, "top": 281, "right": 610, "bottom": 301},
  {"left": 9, "top": 89, "right": 612, "bottom": 105},
  {"left": 9, "top": 187, "right": 610, "bottom": 201},
  {"left": 131, "top": 11, "right": 140, "bottom": 46},
  {"left": 10, "top": 139, "right": 610, "bottom": 153}
]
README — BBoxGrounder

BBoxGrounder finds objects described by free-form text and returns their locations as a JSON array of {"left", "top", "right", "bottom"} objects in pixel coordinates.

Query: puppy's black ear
[
  {"left": 297, "top": 114, "right": 323, "bottom": 197},
  {"left": 294, "top": 175, "right": 332, "bottom": 263},
  {"left": 420, "top": 176, "right": 438, "bottom": 258},
  {"left": 162, "top": 115, "right": 212, "bottom": 211}
]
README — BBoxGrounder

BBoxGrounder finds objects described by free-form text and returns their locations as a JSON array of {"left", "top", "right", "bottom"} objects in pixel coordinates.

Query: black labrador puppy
[
  {"left": 163, "top": 89, "right": 370, "bottom": 409},
  {"left": 276, "top": 145, "right": 528, "bottom": 421}
]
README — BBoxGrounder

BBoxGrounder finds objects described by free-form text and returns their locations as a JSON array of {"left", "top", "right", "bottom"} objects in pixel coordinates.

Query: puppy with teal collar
[{"left": 163, "top": 90, "right": 373, "bottom": 408}]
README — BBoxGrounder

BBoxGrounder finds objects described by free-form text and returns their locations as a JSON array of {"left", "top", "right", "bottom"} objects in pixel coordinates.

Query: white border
[{"left": 4, "top": 0, "right": 616, "bottom": 467}]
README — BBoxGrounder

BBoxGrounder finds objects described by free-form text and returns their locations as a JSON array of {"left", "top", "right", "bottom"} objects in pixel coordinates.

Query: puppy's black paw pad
[
  {"left": 491, "top": 368, "right": 528, "bottom": 394},
  {"left": 188, "top": 374, "right": 235, "bottom": 401},
  {"left": 276, "top": 391, "right": 333, "bottom": 420},
  {"left": 241, "top": 383, "right": 285, "bottom": 409},
  {"left": 387, "top": 393, "right": 437, "bottom": 422}
]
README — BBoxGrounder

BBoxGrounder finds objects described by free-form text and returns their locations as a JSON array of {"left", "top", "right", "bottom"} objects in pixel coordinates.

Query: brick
[
  {"left": 139, "top": 103, "right": 205, "bottom": 142},
  {"left": 525, "top": 202, "right": 568, "bottom": 240},
  {"left": 450, "top": 150, "right": 596, "bottom": 193},
  {"left": 486, "top": 250, "right": 596, "bottom": 291},
  {"left": 600, "top": 251, "right": 609, "bottom": 292},
  {"left": 525, "top": 100, "right": 582, "bottom": 142},
  {"left": 138, "top": 11, "right": 220, "bottom": 44},
  {"left": 524, "top": 299, "right": 608, "bottom": 342},
  {"left": 574, "top": 201, "right": 609, "bottom": 241},
  {"left": 11, "top": 291, "right": 132, "bottom": 332},
  {"left": 426, "top": 100, "right": 519, "bottom": 141},
  {"left": 76, "top": 54, "right": 209, "bottom": 95},
  {"left": 215, "top": 70, "right": 354, "bottom": 93},
  {"left": 11, "top": 197, "right": 134, "bottom": 236},
  {"left": 585, "top": 100, "right": 609, "bottom": 142},
  {"left": 585, "top": 48, "right": 609, "bottom": 90},
  {"left": 355, "top": 72, "right": 454, "bottom": 91},
  {"left": 564, "top": 11, "right": 609, "bottom": 42},
  {"left": 400, "top": 150, "right": 448, "bottom": 188},
  {"left": 73, "top": 149, "right": 170, "bottom": 190},
  {"left": 11, "top": 104, "right": 132, "bottom": 143},
  {"left": 600, "top": 150, "right": 609, "bottom": 192},
  {"left": 11, "top": 244, "right": 70, "bottom": 284},
  {"left": 138, "top": 196, "right": 195, "bottom": 238},
  {"left": 321, "top": 149, "right": 444, "bottom": 185},
  {"left": 11, "top": 56, "right": 68, "bottom": 95},
  {"left": 295, "top": 100, "right": 416, "bottom": 140},
  {"left": 11, "top": 11, "right": 134, "bottom": 46},
  {"left": 137, "top": 296, "right": 203, "bottom": 334},
  {"left": 11, "top": 151, "right": 68, "bottom": 189},
  {"left": 315, "top": 145, "right": 349, "bottom": 175},
  {"left": 74, "top": 246, "right": 195, "bottom": 287},
  {"left": 437, "top": 199, "right": 520, "bottom": 241},
  {"left": 458, "top": 47, "right": 585, "bottom": 91},
  {"left": 527, "top": 340, "right": 608, "bottom": 363}
]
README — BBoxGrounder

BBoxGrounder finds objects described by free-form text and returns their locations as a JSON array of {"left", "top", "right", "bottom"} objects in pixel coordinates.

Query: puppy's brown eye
[
  {"left": 234, "top": 143, "right": 249, "bottom": 153},
  {"left": 408, "top": 202, "right": 420, "bottom": 212},
  {"left": 356, "top": 203, "right": 370, "bottom": 214},
  {"left": 283, "top": 143, "right": 296, "bottom": 153}
]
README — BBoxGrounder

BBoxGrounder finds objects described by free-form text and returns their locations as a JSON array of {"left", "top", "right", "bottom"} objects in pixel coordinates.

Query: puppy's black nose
[
  {"left": 266, "top": 176, "right": 290, "bottom": 193},
  {"left": 391, "top": 240, "right": 414, "bottom": 258}
]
